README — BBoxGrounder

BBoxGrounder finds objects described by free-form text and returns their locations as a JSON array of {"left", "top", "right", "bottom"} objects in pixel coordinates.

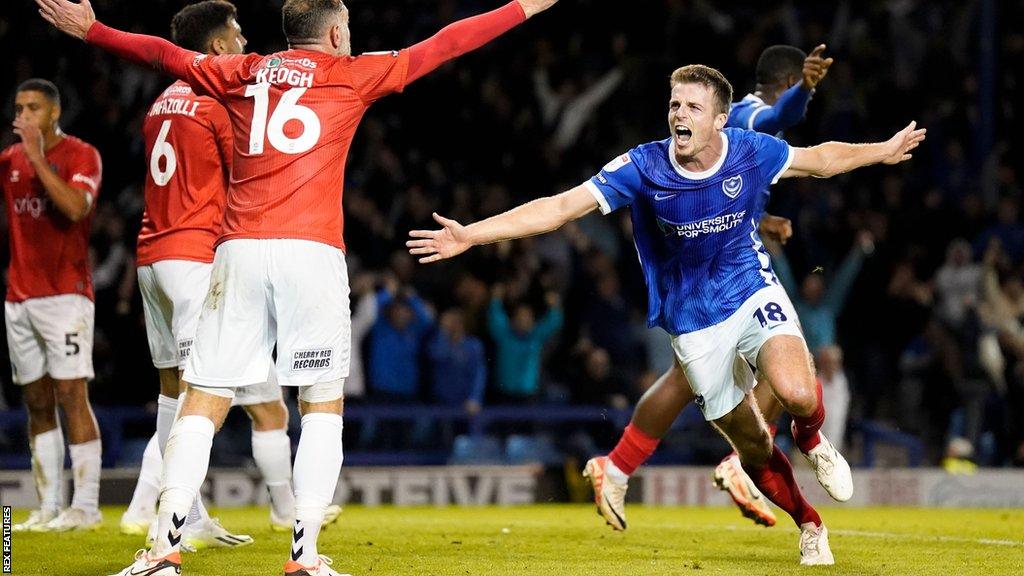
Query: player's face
[
  {"left": 212, "top": 18, "right": 247, "bottom": 55},
  {"left": 667, "top": 82, "right": 727, "bottom": 159},
  {"left": 14, "top": 91, "right": 59, "bottom": 134}
]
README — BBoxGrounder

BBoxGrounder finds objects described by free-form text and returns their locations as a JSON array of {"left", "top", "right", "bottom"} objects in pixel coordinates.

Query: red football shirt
[
  {"left": 136, "top": 81, "right": 232, "bottom": 266},
  {"left": 0, "top": 136, "right": 102, "bottom": 302},
  {"left": 182, "top": 49, "right": 410, "bottom": 251}
]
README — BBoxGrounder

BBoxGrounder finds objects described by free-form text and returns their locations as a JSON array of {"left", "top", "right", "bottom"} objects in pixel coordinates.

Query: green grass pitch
[{"left": 9, "top": 505, "right": 1024, "bottom": 575}]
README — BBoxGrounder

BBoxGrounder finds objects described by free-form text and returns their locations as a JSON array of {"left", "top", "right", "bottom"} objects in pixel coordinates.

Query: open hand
[
  {"left": 802, "top": 44, "right": 834, "bottom": 89},
  {"left": 35, "top": 0, "right": 96, "bottom": 40},
  {"left": 407, "top": 213, "right": 473, "bottom": 264},
  {"left": 882, "top": 121, "right": 927, "bottom": 165},
  {"left": 517, "top": 0, "right": 559, "bottom": 18},
  {"left": 13, "top": 119, "right": 45, "bottom": 164}
]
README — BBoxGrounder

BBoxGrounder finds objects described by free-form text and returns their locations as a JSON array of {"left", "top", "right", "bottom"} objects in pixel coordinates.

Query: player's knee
[
  {"left": 54, "top": 379, "right": 89, "bottom": 408},
  {"left": 782, "top": 380, "right": 818, "bottom": 418}
]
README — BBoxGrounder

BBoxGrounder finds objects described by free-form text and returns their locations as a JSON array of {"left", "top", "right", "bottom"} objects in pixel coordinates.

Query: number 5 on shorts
[
  {"left": 65, "top": 332, "right": 81, "bottom": 356},
  {"left": 752, "top": 302, "right": 788, "bottom": 328}
]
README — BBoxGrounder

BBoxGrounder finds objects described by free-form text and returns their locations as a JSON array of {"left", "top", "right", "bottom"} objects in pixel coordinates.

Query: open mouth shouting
[{"left": 674, "top": 125, "right": 693, "bottom": 148}]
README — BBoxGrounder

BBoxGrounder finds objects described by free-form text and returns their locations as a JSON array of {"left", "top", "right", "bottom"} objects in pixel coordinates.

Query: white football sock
[
  {"left": 154, "top": 415, "right": 214, "bottom": 557},
  {"left": 30, "top": 426, "right": 65, "bottom": 512},
  {"left": 69, "top": 439, "right": 102, "bottom": 511},
  {"left": 605, "top": 459, "right": 629, "bottom": 485},
  {"left": 291, "top": 413, "right": 343, "bottom": 566},
  {"left": 156, "top": 394, "right": 179, "bottom": 455},
  {"left": 125, "top": 432, "right": 161, "bottom": 515},
  {"left": 185, "top": 491, "right": 210, "bottom": 527},
  {"left": 252, "top": 428, "right": 295, "bottom": 522}
]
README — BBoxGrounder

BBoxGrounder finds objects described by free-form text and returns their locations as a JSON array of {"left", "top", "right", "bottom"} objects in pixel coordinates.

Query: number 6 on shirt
[{"left": 244, "top": 84, "right": 322, "bottom": 155}]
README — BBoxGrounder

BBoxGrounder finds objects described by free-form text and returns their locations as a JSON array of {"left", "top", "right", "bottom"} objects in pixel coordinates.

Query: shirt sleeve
[
  {"left": 750, "top": 131, "right": 794, "bottom": 185},
  {"left": 67, "top": 144, "right": 103, "bottom": 200},
  {"left": 346, "top": 51, "right": 411, "bottom": 104},
  {"left": 582, "top": 152, "right": 642, "bottom": 215},
  {"left": 206, "top": 102, "right": 234, "bottom": 182},
  {"left": 184, "top": 54, "right": 255, "bottom": 100}
]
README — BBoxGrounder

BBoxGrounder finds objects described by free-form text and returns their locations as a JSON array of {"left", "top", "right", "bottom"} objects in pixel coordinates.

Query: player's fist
[
  {"left": 407, "top": 213, "right": 473, "bottom": 264},
  {"left": 802, "top": 44, "right": 834, "bottom": 90},
  {"left": 881, "top": 121, "right": 928, "bottom": 165},
  {"left": 35, "top": 0, "right": 96, "bottom": 40},
  {"left": 758, "top": 214, "right": 793, "bottom": 245},
  {"left": 12, "top": 119, "right": 45, "bottom": 163},
  {"left": 517, "top": 0, "right": 559, "bottom": 18}
]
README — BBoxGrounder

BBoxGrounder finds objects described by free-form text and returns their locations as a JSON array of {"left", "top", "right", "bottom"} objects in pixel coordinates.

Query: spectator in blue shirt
[
  {"left": 770, "top": 231, "right": 874, "bottom": 353},
  {"left": 428, "top": 309, "right": 487, "bottom": 412},
  {"left": 368, "top": 279, "right": 434, "bottom": 400},
  {"left": 488, "top": 286, "right": 564, "bottom": 402}
]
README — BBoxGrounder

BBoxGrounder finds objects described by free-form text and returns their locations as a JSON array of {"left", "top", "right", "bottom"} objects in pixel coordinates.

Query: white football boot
[
  {"left": 713, "top": 454, "right": 777, "bottom": 527},
  {"left": 283, "top": 554, "right": 352, "bottom": 576},
  {"left": 121, "top": 506, "right": 157, "bottom": 536},
  {"left": 793, "top": 427, "right": 854, "bottom": 502},
  {"left": 12, "top": 508, "right": 59, "bottom": 532},
  {"left": 272, "top": 505, "right": 343, "bottom": 533},
  {"left": 41, "top": 507, "right": 103, "bottom": 532},
  {"left": 582, "top": 456, "right": 628, "bottom": 531},
  {"left": 108, "top": 549, "right": 182, "bottom": 576},
  {"left": 182, "top": 517, "right": 254, "bottom": 550},
  {"left": 799, "top": 523, "right": 835, "bottom": 566}
]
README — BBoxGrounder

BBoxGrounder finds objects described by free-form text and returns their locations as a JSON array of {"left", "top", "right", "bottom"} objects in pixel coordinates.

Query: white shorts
[
  {"left": 184, "top": 239, "right": 351, "bottom": 389},
  {"left": 231, "top": 369, "right": 284, "bottom": 406},
  {"left": 670, "top": 284, "right": 803, "bottom": 421},
  {"left": 5, "top": 294, "right": 94, "bottom": 384},
  {"left": 138, "top": 260, "right": 212, "bottom": 369}
]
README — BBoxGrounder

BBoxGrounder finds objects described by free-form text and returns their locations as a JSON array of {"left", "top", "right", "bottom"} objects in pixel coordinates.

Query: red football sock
[
  {"left": 746, "top": 446, "right": 821, "bottom": 528},
  {"left": 608, "top": 423, "right": 660, "bottom": 476},
  {"left": 791, "top": 378, "right": 825, "bottom": 453}
]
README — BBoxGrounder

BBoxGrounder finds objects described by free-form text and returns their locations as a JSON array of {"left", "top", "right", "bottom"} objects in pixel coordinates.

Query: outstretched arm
[
  {"left": 36, "top": 0, "right": 195, "bottom": 78},
  {"left": 782, "top": 121, "right": 927, "bottom": 179},
  {"left": 406, "top": 0, "right": 557, "bottom": 84},
  {"left": 407, "top": 185, "right": 599, "bottom": 264}
]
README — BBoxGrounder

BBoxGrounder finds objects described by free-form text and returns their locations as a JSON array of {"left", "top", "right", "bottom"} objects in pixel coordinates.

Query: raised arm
[
  {"left": 406, "top": 0, "right": 556, "bottom": 84},
  {"left": 782, "top": 121, "right": 927, "bottom": 179},
  {"left": 748, "top": 82, "right": 813, "bottom": 134},
  {"left": 36, "top": 0, "right": 195, "bottom": 78},
  {"left": 407, "top": 184, "right": 599, "bottom": 264}
]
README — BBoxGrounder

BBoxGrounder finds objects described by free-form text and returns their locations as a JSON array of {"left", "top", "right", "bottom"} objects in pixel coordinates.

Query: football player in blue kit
[{"left": 407, "top": 64, "right": 925, "bottom": 565}]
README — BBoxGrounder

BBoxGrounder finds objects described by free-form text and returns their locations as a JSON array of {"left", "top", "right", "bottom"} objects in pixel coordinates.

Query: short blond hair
[{"left": 670, "top": 65, "right": 733, "bottom": 115}]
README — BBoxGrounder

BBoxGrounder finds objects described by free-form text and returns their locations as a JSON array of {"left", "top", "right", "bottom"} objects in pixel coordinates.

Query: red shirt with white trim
[
  {"left": 0, "top": 135, "right": 102, "bottom": 302},
  {"left": 136, "top": 80, "right": 232, "bottom": 266}
]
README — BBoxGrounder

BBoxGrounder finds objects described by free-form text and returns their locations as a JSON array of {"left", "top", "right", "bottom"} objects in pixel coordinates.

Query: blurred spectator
[
  {"left": 427, "top": 309, "right": 486, "bottom": 412},
  {"left": 770, "top": 231, "right": 874, "bottom": 353},
  {"left": 816, "top": 345, "right": 850, "bottom": 451},
  {"left": 345, "top": 271, "right": 379, "bottom": 400},
  {"left": 934, "top": 239, "right": 982, "bottom": 330},
  {"left": 368, "top": 278, "right": 434, "bottom": 401},
  {"left": 487, "top": 286, "right": 563, "bottom": 403}
]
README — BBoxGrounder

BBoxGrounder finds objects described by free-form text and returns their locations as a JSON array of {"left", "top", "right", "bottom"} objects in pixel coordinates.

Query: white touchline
[{"left": 711, "top": 524, "right": 1023, "bottom": 548}]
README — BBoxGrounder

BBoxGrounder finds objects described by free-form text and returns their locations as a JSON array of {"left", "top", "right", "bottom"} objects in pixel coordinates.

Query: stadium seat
[
  {"left": 504, "top": 434, "right": 563, "bottom": 465},
  {"left": 449, "top": 435, "right": 505, "bottom": 465}
]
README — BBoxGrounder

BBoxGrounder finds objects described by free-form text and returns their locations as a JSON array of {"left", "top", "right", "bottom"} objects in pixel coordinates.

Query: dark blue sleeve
[
  {"left": 749, "top": 131, "right": 794, "bottom": 186},
  {"left": 583, "top": 151, "right": 643, "bottom": 214},
  {"left": 407, "top": 294, "right": 434, "bottom": 334},
  {"left": 749, "top": 84, "right": 813, "bottom": 134}
]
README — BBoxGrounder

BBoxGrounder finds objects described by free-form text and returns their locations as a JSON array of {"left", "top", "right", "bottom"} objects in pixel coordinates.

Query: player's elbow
[{"left": 61, "top": 201, "right": 91, "bottom": 223}]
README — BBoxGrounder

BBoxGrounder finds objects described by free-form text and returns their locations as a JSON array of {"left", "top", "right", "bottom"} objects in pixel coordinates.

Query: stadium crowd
[{"left": 1, "top": 0, "right": 1021, "bottom": 467}]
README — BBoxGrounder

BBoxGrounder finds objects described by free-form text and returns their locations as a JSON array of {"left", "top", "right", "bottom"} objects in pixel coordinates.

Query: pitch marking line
[{"left": 714, "top": 524, "right": 1023, "bottom": 548}]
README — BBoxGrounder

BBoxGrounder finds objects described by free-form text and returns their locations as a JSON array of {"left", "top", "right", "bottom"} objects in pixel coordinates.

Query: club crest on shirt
[{"left": 722, "top": 175, "right": 743, "bottom": 198}]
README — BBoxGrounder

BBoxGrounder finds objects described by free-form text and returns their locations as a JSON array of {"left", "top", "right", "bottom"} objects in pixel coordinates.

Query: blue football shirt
[{"left": 584, "top": 127, "right": 793, "bottom": 335}]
